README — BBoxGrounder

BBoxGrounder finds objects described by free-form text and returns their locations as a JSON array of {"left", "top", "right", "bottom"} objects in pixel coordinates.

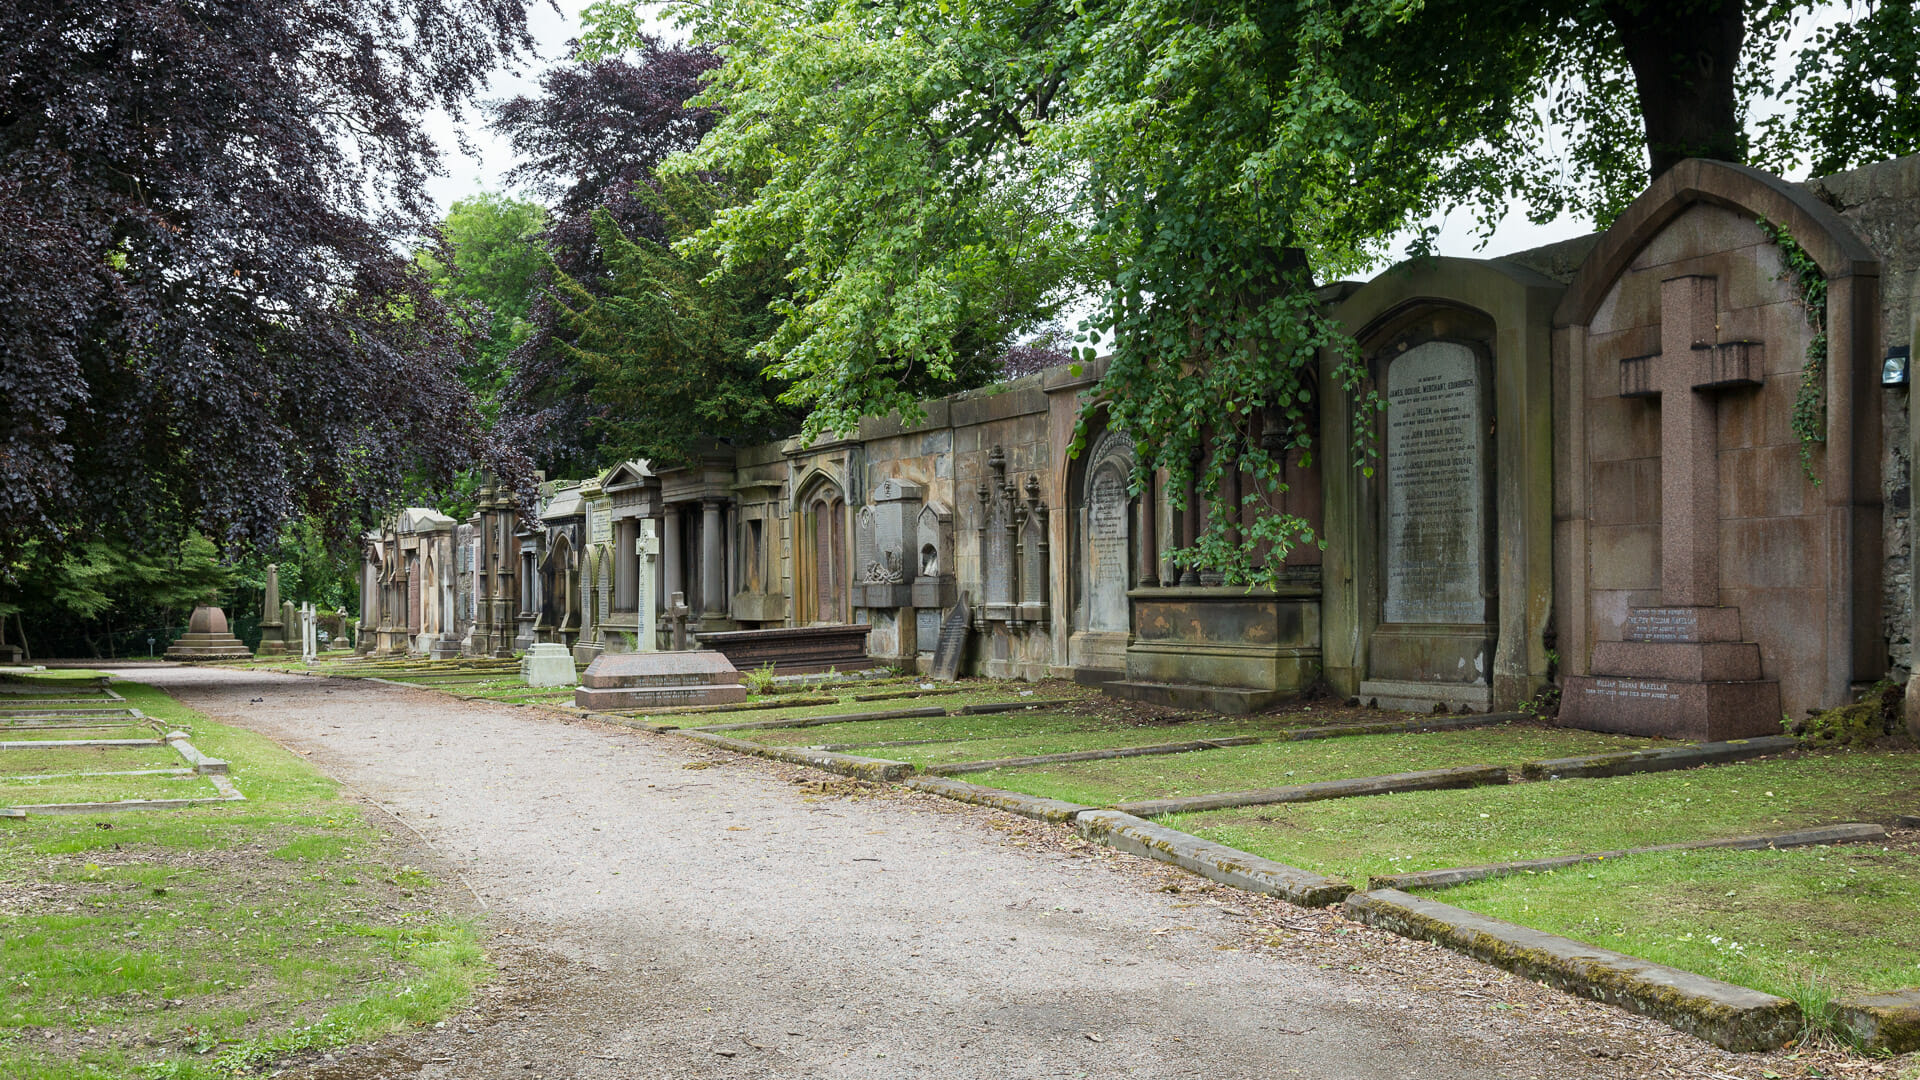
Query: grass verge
[
  {"left": 1167, "top": 749, "right": 1918, "bottom": 885},
  {"left": 0, "top": 678, "right": 487, "bottom": 1079},
  {"left": 1440, "top": 840, "right": 1920, "bottom": 1033},
  {"left": 970, "top": 725, "right": 1654, "bottom": 804}
]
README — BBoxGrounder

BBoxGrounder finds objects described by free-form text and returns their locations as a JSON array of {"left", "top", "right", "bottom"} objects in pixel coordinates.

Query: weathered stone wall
[{"left": 1810, "top": 154, "right": 1920, "bottom": 682}]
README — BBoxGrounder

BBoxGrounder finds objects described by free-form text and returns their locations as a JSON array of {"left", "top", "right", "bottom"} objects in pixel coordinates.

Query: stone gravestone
[
  {"left": 1381, "top": 342, "right": 1486, "bottom": 625},
  {"left": 663, "top": 591, "right": 692, "bottom": 651},
  {"left": 928, "top": 593, "right": 972, "bottom": 682},
  {"left": 521, "top": 642, "right": 577, "bottom": 687},
  {"left": 256, "top": 564, "right": 287, "bottom": 655},
  {"left": 1561, "top": 275, "right": 1780, "bottom": 738},
  {"left": 573, "top": 651, "right": 746, "bottom": 710},
  {"left": 1360, "top": 340, "right": 1496, "bottom": 712},
  {"left": 635, "top": 521, "right": 659, "bottom": 652},
  {"left": 1085, "top": 468, "right": 1130, "bottom": 632}
]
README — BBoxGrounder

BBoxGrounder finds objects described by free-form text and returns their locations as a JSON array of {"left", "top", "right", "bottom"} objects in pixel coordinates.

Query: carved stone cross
[
  {"left": 1617, "top": 275, "right": 1763, "bottom": 607},
  {"left": 664, "top": 590, "right": 693, "bottom": 651}
]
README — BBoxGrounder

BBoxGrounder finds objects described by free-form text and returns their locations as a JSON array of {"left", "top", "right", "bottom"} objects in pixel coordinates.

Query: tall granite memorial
[{"left": 1554, "top": 160, "right": 1882, "bottom": 737}]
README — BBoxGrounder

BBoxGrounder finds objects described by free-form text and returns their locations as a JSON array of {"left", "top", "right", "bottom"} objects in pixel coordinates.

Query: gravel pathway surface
[{"left": 123, "top": 664, "right": 1810, "bottom": 1079}]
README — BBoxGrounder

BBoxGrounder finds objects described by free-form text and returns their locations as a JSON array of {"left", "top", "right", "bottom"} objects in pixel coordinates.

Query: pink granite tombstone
[{"left": 1554, "top": 160, "right": 1883, "bottom": 739}]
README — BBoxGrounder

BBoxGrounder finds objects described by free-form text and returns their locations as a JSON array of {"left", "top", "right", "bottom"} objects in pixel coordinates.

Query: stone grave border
[
  {"left": 265, "top": 648, "right": 1916, "bottom": 1050},
  {"left": 652, "top": 711, "right": 1907, "bottom": 1052},
  {"left": 0, "top": 685, "right": 124, "bottom": 702},
  {"left": 1, "top": 725, "right": 244, "bottom": 817}
]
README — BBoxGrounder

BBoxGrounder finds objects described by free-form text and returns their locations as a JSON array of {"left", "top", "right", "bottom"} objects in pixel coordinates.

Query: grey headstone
[
  {"left": 1086, "top": 467, "right": 1129, "bottom": 630},
  {"left": 1383, "top": 341, "right": 1487, "bottom": 624},
  {"left": 929, "top": 594, "right": 972, "bottom": 682}
]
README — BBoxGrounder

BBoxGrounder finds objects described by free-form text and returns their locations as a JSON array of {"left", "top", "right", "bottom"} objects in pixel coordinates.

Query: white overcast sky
[{"left": 422, "top": 3, "right": 1834, "bottom": 268}]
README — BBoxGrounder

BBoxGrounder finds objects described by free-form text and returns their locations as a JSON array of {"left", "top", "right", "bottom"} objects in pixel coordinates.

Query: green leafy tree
[
  {"left": 419, "top": 193, "right": 550, "bottom": 419},
  {"left": 612, "top": 0, "right": 1920, "bottom": 587},
  {"left": 549, "top": 183, "right": 801, "bottom": 466}
]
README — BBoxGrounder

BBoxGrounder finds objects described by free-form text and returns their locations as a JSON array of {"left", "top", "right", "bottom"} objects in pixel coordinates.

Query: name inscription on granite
[
  {"left": 1384, "top": 341, "right": 1486, "bottom": 624},
  {"left": 1626, "top": 607, "right": 1699, "bottom": 643},
  {"left": 1580, "top": 677, "right": 1681, "bottom": 703}
]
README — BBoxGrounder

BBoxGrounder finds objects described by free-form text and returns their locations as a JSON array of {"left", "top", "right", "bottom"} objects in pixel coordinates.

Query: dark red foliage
[
  {"left": 490, "top": 39, "right": 722, "bottom": 474},
  {"left": 0, "top": 0, "right": 535, "bottom": 559}
]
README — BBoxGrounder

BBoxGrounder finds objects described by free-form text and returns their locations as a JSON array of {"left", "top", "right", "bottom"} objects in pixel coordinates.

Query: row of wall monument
[{"left": 362, "top": 156, "right": 1920, "bottom": 739}]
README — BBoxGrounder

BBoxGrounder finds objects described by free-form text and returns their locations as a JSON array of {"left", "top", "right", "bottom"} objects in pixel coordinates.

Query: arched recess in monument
[
  {"left": 1321, "top": 257, "right": 1562, "bottom": 711},
  {"left": 545, "top": 531, "right": 576, "bottom": 643},
  {"left": 1067, "top": 422, "right": 1137, "bottom": 672},
  {"left": 1553, "top": 158, "right": 1882, "bottom": 734},
  {"left": 794, "top": 470, "right": 850, "bottom": 625}
]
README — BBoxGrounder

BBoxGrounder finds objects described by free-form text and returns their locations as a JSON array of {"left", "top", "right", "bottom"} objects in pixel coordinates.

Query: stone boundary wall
[{"left": 1811, "top": 154, "right": 1920, "bottom": 682}]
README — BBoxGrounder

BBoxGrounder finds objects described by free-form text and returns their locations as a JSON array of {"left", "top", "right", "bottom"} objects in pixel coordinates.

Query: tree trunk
[{"left": 1605, "top": 0, "right": 1747, "bottom": 179}]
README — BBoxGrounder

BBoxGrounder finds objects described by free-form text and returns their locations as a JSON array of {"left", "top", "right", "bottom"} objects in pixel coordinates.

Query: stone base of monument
[
  {"left": 1358, "top": 678, "right": 1493, "bottom": 714},
  {"left": 573, "top": 651, "right": 747, "bottom": 710},
  {"left": 1103, "top": 679, "right": 1291, "bottom": 715},
  {"left": 427, "top": 634, "right": 462, "bottom": 660},
  {"left": 1559, "top": 605, "right": 1782, "bottom": 740},
  {"left": 1105, "top": 586, "right": 1321, "bottom": 714},
  {"left": 695, "top": 625, "right": 872, "bottom": 675},
  {"left": 521, "top": 643, "right": 578, "bottom": 687},
  {"left": 163, "top": 605, "right": 253, "bottom": 661}
]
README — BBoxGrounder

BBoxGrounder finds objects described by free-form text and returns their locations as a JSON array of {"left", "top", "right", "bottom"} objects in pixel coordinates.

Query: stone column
[
  {"left": 662, "top": 505, "right": 683, "bottom": 613},
  {"left": 1137, "top": 470, "right": 1159, "bottom": 588},
  {"left": 1179, "top": 461, "right": 1202, "bottom": 587},
  {"left": 701, "top": 499, "right": 726, "bottom": 618}
]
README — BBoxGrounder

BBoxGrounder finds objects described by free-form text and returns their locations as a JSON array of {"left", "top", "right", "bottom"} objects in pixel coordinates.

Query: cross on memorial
[
  {"left": 664, "top": 591, "right": 693, "bottom": 651},
  {"left": 1617, "top": 275, "right": 1764, "bottom": 607}
]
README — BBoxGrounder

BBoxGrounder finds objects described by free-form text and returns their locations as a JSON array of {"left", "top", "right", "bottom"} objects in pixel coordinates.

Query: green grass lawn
[
  {"left": 2, "top": 743, "right": 182, "bottom": 776},
  {"left": 1167, "top": 749, "right": 1919, "bottom": 885},
  {"left": 0, "top": 678, "right": 487, "bottom": 1080},
  {"left": 968, "top": 725, "right": 1659, "bottom": 805},
  {"left": 1440, "top": 842, "right": 1920, "bottom": 1027},
  {"left": 2, "top": 726, "right": 162, "bottom": 743}
]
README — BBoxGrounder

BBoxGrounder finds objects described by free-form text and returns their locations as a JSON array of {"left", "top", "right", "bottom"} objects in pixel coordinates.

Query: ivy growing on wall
[{"left": 1756, "top": 217, "right": 1829, "bottom": 483}]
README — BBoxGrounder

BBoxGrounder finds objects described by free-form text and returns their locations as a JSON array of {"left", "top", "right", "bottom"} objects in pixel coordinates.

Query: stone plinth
[
  {"left": 695, "top": 624, "right": 872, "bottom": 675},
  {"left": 520, "top": 643, "right": 577, "bottom": 688},
  {"left": 1560, "top": 605, "right": 1781, "bottom": 739},
  {"left": 164, "top": 605, "right": 253, "bottom": 661},
  {"left": 574, "top": 651, "right": 746, "bottom": 710},
  {"left": 1105, "top": 586, "right": 1321, "bottom": 713}
]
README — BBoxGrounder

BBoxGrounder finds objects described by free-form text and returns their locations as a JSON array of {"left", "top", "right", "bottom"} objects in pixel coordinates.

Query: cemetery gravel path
[{"left": 129, "top": 664, "right": 1760, "bottom": 1080}]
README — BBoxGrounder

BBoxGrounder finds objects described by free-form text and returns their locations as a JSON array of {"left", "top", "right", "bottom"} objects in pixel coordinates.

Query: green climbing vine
[{"left": 1756, "top": 217, "right": 1829, "bottom": 484}]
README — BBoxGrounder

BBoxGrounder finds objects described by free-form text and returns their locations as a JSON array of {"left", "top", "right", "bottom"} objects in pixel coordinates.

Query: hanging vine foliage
[{"left": 1756, "top": 217, "right": 1829, "bottom": 484}]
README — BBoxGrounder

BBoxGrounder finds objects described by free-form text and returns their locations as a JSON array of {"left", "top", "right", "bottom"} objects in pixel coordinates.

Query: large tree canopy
[
  {"left": 0, "top": 0, "right": 536, "bottom": 562},
  {"left": 606, "top": 0, "right": 1920, "bottom": 586}
]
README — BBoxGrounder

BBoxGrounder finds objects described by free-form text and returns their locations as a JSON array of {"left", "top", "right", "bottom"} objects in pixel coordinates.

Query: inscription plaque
[
  {"left": 1087, "top": 468, "right": 1130, "bottom": 631},
  {"left": 1627, "top": 607, "right": 1699, "bottom": 643},
  {"left": 1383, "top": 341, "right": 1487, "bottom": 624},
  {"left": 588, "top": 504, "right": 611, "bottom": 544}
]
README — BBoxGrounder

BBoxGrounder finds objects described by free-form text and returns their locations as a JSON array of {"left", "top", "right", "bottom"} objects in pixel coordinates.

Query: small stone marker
[
  {"left": 928, "top": 594, "right": 972, "bottom": 682},
  {"left": 664, "top": 591, "right": 693, "bottom": 652},
  {"left": 520, "top": 643, "right": 577, "bottom": 688},
  {"left": 574, "top": 650, "right": 746, "bottom": 710}
]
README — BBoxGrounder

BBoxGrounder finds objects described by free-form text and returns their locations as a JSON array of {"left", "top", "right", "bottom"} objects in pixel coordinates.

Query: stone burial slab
[
  {"left": 1827, "top": 989, "right": 1920, "bottom": 1053},
  {"left": 1113, "top": 764, "right": 1509, "bottom": 818},
  {"left": 1518, "top": 735, "right": 1799, "bottom": 780},
  {"left": 1343, "top": 888, "right": 1801, "bottom": 1051},
  {"left": 574, "top": 651, "right": 746, "bottom": 711},
  {"left": 902, "top": 776, "right": 1091, "bottom": 823},
  {"left": 519, "top": 643, "right": 578, "bottom": 688},
  {"left": 1074, "top": 810, "right": 1352, "bottom": 908}
]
